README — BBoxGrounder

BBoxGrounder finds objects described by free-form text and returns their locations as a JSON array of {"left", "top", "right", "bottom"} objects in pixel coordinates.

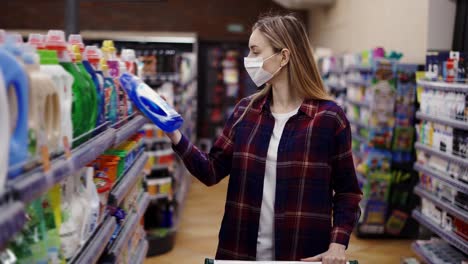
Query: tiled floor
[{"left": 145, "top": 177, "right": 415, "bottom": 264}]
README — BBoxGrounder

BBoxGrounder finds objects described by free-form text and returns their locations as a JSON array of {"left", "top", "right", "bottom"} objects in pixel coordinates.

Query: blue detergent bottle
[
  {"left": 119, "top": 73, "right": 183, "bottom": 132},
  {"left": 0, "top": 48, "right": 29, "bottom": 178}
]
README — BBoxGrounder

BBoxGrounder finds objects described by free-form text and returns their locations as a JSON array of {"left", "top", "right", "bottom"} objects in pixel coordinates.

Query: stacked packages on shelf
[
  {"left": 412, "top": 50, "right": 468, "bottom": 262},
  {"left": 0, "top": 29, "right": 153, "bottom": 264},
  {"left": 321, "top": 48, "right": 422, "bottom": 238}
]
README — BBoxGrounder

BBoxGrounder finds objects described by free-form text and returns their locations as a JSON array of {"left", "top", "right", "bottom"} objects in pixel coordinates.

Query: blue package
[{"left": 119, "top": 73, "right": 183, "bottom": 132}]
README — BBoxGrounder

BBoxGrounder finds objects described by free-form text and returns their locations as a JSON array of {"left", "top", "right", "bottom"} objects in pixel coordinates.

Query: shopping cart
[{"left": 205, "top": 259, "right": 358, "bottom": 264}]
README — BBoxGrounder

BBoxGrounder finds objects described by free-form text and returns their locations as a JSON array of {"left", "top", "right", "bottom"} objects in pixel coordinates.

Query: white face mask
[{"left": 244, "top": 53, "right": 282, "bottom": 87}]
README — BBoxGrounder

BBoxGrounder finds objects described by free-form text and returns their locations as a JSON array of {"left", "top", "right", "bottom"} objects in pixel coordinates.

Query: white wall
[
  {"left": 427, "top": 0, "right": 456, "bottom": 50},
  {"left": 308, "top": 0, "right": 430, "bottom": 64}
]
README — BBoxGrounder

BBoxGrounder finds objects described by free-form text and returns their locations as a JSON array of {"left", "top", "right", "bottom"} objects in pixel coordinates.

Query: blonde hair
[{"left": 234, "top": 14, "right": 330, "bottom": 127}]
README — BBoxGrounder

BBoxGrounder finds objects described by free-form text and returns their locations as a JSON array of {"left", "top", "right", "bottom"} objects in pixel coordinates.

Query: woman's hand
[
  {"left": 301, "top": 243, "right": 346, "bottom": 264},
  {"left": 166, "top": 130, "right": 182, "bottom": 145}
]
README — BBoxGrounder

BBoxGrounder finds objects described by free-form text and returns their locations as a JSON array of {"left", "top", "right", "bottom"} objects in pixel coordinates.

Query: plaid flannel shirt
[{"left": 173, "top": 93, "right": 362, "bottom": 261}]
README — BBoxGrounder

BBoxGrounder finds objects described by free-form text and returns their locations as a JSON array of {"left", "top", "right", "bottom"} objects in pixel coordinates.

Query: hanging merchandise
[
  {"left": 119, "top": 73, "right": 184, "bottom": 132},
  {"left": 0, "top": 71, "right": 9, "bottom": 191},
  {"left": 100, "top": 57, "right": 119, "bottom": 124},
  {"left": 70, "top": 44, "right": 98, "bottom": 133},
  {"left": 0, "top": 45, "right": 29, "bottom": 178},
  {"left": 103, "top": 40, "right": 128, "bottom": 123},
  {"left": 33, "top": 34, "right": 74, "bottom": 153},
  {"left": 44, "top": 30, "right": 89, "bottom": 147},
  {"left": 43, "top": 184, "right": 63, "bottom": 263},
  {"left": 21, "top": 44, "right": 62, "bottom": 159}
]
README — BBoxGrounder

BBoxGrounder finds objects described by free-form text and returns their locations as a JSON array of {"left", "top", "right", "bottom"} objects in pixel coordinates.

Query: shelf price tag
[
  {"left": 41, "top": 145, "right": 51, "bottom": 172},
  {"left": 63, "top": 136, "right": 72, "bottom": 160}
]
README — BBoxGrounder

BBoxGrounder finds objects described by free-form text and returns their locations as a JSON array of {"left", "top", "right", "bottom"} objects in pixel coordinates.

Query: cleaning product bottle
[
  {"left": 21, "top": 44, "right": 62, "bottom": 158},
  {"left": 121, "top": 49, "right": 138, "bottom": 75},
  {"left": 36, "top": 49, "right": 74, "bottom": 154},
  {"left": 0, "top": 46, "right": 29, "bottom": 178},
  {"left": 83, "top": 45, "right": 105, "bottom": 128},
  {"left": 119, "top": 73, "right": 183, "bottom": 132},
  {"left": 41, "top": 189, "right": 63, "bottom": 263},
  {"left": 100, "top": 57, "right": 118, "bottom": 124},
  {"left": 71, "top": 44, "right": 98, "bottom": 132},
  {"left": 0, "top": 71, "right": 9, "bottom": 191},
  {"left": 79, "top": 167, "right": 100, "bottom": 243},
  {"left": 28, "top": 33, "right": 46, "bottom": 50},
  {"left": 45, "top": 30, "right": 88, "bottom": 147},
  {"left": 119, "top": 57, "right": 133, "bottom": 116},
  {"left": 103, "top": 40, "right": 127, "bottom": 122},
  {"left": 72, "top": 169, "right": 88, "bottom": 247},
  {"left": 70, "top": 35, "right": 105, "bottom": 128},
  {"left": 59, "top": 177, "right": 80, "bottom": 260}
]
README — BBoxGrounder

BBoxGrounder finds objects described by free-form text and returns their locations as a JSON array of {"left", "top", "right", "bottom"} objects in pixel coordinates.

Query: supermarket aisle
[{"left": 145, "top": 176, "right": 415, "bottom": 264}]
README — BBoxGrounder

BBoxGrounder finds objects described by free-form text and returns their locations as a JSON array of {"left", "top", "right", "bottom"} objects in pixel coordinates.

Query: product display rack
[
  {"left": 0, "top": 114, "right": 148, "bottom": 251},
  {"left": 412, "top": 78, "right": 468, "bottom": 262}
]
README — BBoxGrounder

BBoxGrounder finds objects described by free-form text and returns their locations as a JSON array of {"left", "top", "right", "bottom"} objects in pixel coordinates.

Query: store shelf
[
  {"left": 411, "top": 239, "right": 467, "bottom": 264},
  {"left": 108, "top": 191, "right": 149, "bottom": 258},
  {"left": 133, "top": 240, "right": 149, "bottom": 264},
  {"left": 415, "top": 142, "right": 468, "bottom": 167},
  {"left": 417, "top": 80, "right": 468, "bottom": 93},
  {"left": 356, "top": 172, "right": 367, "bottom": 185},
  {"left": 70, "top": 216, "right": 117, "bottom": 264},
  {"left": 346, "top": 79, "right": 372, "bottom": 87},
  {"left": 352, "top": 132, "right": 367, "bottom": 143},
  {"left": 412, "top": 210, "right": 468, "bottom": 254},
  {"left": 348, "top": 118, "right": 368, "bottom": 128},
  {"left": 6, "top": 115, "right": 147, "bottom": 204},
  {"left": 147, "top": 149, "right": 174, "bottom": 157},
  {"left": 411, "top": 242, "right": 436, "bottom": 264},
  {"left": 416, "top": 111, "right": 468, "bottom": 130},
  {"left": 109, "top": 152, "right": 149, "bottom": 206},
  {"left": 413, "top": 162, "right": 468, "bottom": 194},
  {"left": 413, "top": 185, "right": 468, "bottom": 223},
  {"left": 113, "top": 115, "right": 148, "bottom": 146},
  {"left": 136, "top": 193, "right": 151, "bottom": 217},
  {"left": 346, "top": 98, "right": 370, "bottom": 108},
  {"left": 0, "top": 202, "right": 26, "bottom": 251}
]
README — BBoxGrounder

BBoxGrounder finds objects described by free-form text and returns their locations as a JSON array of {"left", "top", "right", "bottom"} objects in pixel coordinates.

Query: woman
[{"left": 166, "top": 14, "right": 362, "bottom": 263}]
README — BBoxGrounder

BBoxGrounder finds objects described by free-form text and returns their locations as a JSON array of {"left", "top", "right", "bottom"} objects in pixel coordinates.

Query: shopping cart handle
[{"left": 204, "top": 258, "right": 358, "bottom": 264}]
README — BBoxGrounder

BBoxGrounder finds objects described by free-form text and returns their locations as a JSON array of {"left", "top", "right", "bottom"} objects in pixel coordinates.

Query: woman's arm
[
  {"left": 329, "top": 114, "right": 363, "bottom": 247},
  {"left": 167, "top": 102, "right": 243, "bottom": 186}
]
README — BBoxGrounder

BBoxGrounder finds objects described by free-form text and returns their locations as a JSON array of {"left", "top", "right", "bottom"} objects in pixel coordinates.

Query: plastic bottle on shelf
[
  {"left": 100, "top": 57, "right": 119, "bottom": 124},
  {"left": 83, "top": 45, "right": 106, "bottom": 128},
  {"left": 0, "top": 71, "right": 9, "bottom": 191},
  {"left": 45, "top": 30, "right": 88, "bottom": 147},
  {"left": 0, "top": 45, "right": 29, "bottom": 178},
  {"left": 36, "top": 49, "right": 74, "bottom": 153},
  {"left": 121, "top": 49, "right": 138, "bottom": 75},
  {"left": 119, "top": 73, "right": 183, "bottom": 132},
  {"left": 59, "top": 177, "right": 80, "bottom": 260},
  {"left": 79, "top": 167, "right": 100, "bottom": 243},
  {"left": 21, "top": 44, "right": 62, "bottom": 158},
  {"left": 119, "top": 57, "right": 133, "bottom": 116},
  {"left": 71, "top": 44, "right": 98, "bottom": 132},
  {"left": 102, "top": 40, "right": 128, "bottom": 122}
]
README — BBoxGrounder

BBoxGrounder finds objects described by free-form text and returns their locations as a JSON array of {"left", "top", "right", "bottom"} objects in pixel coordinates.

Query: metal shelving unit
[
  {"left": 346, "top": 98, "right": 370, "bottom": 108},
  {"left": 0, "top": 115, "right": 148, "bottom": 252},
  {"left": 415, "top": 142, "right": 468, "bottom": 167},
  {"left": 70, "top": 217, "right": 117, "bottom": 264},
  {"left": 416, "top": 111, "right": 468, "bottom": 130},
  {"left": 413, "top": 162, "right": 468, "bottom": 193},
  {"left": 413, "top": 185, "right": 468, "bottom": 223},
  {"left": 417, "top": 80, "right": 468, "bottom": 92},
  {"left": 411, "top": 210, "right": 468, "bottom": 254},
  {"left": 109, "top": 152, "right": 149, "bottom": 206}
]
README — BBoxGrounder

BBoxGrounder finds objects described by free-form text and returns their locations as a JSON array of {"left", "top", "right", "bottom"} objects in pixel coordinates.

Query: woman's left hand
[{"left": 301, "top": 243, "right": 346, "bottom": 264}]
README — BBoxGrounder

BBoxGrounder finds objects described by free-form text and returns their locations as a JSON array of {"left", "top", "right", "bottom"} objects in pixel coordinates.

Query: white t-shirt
[{"left": 256, "top": 106, "right": 300, "bottom": 260}]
